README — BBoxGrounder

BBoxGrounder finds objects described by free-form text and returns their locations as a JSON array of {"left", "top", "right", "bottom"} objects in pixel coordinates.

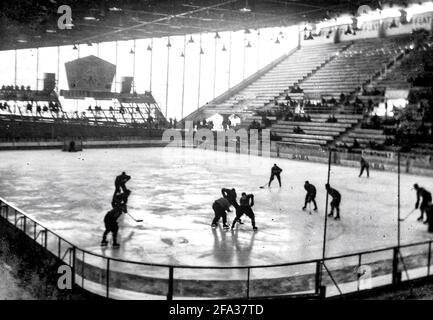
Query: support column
[
  {"left": 228, "top": 32, "right": 232, "bottom": 89},
  {"left": 181, "top": 35, "right": 186, "bottom": 119},
  {"left": 132, "top": 39, "right": 136, "bottom": 92},
  {"left": 114, "top": 41, "right": 118, "bottom": 93},
  {"left": 149, "top": 39, "right": 153, "bottom": 92},
  {"left": 36, "top": 48, "right": 40, "bottom": 90},
  {"left": 165, "top": 37, "right": 170, "bottom": 117},
  {"left": 197, "top": 34, "right": 202, "bottom": 110},
  {"left": 14, "top": 49, "right": 17, "bottom": 86}
]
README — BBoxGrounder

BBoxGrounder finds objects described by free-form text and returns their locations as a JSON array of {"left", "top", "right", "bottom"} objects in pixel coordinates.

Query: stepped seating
[
  {"left": 300, "top": 36, "right": 412, "bottom": 99},
  {"left": 210, "top": 43, "right": 347, "bottom": 114},
  {"left": 375, "top": 42, "right": 433, "bottom": 89},
  {"left": 271, "top": 114, "right": 361, "bottom": 147},
  {"left": 337, "top": 128, "right": 387, "bottom": 148}
]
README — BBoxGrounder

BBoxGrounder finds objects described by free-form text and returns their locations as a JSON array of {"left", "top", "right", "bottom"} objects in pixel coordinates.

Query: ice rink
[{"left": 0, "top": 147, "right": 432, "bottom": 268}]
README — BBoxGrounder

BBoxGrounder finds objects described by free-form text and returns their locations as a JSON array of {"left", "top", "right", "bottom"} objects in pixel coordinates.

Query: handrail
[
  {"left": 0, "top": 195, "right": 432, "bottom": 269},
  {"left": 1, "top": 195, "right": 432, "bottom": 299}
]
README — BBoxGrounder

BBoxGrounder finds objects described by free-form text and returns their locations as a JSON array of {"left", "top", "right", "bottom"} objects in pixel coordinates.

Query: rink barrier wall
[{"left": 1, "top": 196, "right": 433, "bottom": 300}]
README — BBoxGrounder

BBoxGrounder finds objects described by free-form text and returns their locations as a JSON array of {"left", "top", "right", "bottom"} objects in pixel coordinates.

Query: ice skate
[
  {"left": 211, "top": 223, "right": 217, "bottom": 229},
  {"left": 253, "top": 227, "right": 258, "bottom": 232},
  {"left": 112, "top": 242, "right": 120, "bottom": 248},
  {"left": 100, "top": 240, "right": 108, "bottom": 246}
]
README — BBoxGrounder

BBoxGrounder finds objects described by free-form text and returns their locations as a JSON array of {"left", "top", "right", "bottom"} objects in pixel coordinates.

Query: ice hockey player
[
  {"left": 222, "top": 187, "right": 242, "bottom": 224},
  {"left": 211, "top": 197, "right": 232, "bottom": 229},
  {"left": 114, "top": 172, "right": 131, "bottom": 194},
  {"left": 359, "top": 157, "right": 370, "bottom": 178},
  {"left": 326, "top": 183, "right": 341, "bottom": 220},
  {"left": 112, "top": 189, "right": 131, "bottom": 213},
  {"left": 414, "top": 183, "right": 432, "bottom": 223},
  {"left": 221, "top": 188, "right": 239, "bottom": 209},
  {"left": 302, "top": 181, "right": 318, "bottom": 212},
  {"left": 268, "top": 164, "right": 283, "bottom": 188},
  {"left": 102, "top": 189, "right": 131, "bottom": 248},
  {"left": 231, "top": 193, "right": 258, "bottom": 231}
]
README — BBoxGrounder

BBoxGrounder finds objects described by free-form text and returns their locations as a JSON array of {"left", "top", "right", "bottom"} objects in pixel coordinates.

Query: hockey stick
[
  {"left": 399, "top": 209, "right": 416, "bottom": 222},
  {"left": 309, "top": 202, "right": 312, "bottom": 215},
  {"left": 126, "top": 212, "right": 143, "bottom": 223}
]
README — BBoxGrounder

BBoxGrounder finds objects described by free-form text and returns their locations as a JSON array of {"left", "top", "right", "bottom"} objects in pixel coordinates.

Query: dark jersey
[
  {"left": 240, "top": 194, "right": 254, "bottom": 207},
  {"left": 417, "top": 188, "right": 432, "bottom": 203},
  {"left": 327, "top": 187, "right": 341, "bottom": 200},
  {"left": 104, "top": 208, "right": 123, "bottom": 224},
  {"left": 304, "top": 183, "right": 316, "bottom": 195},
  {"left": 271, "top": 166, "right": 282, "bottom": 175},
  {"left": 115, "top": 174, "right": 131, "bottom": 186},
  {"left": 215, "top": 197, "right": 231, "bottom": 210},
  {"left": 360, "top": 158, "right": 369, "bottom": 167},
  {"left": 221, "top": 188, "right": 237, "bottom": 205}
]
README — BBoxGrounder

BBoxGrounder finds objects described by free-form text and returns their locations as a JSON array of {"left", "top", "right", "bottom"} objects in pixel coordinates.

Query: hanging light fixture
[
  {"left": 240, "top": 0, "right": 251, "bottom": 12},
  {"left": 222, "top": 44, "right": 227, "bottom": 51},
  {"left": 73, "top": 44, "right": 78, "bottom": 50},
  {"left": 215, "top": 32, "right": 220, "bottom": 39},
  {"left": 200, "top": 47, "right": 204, "bottom": 54},
  {"left": 129, "top": 48, "right": 135, "bottom": 54},
  {"left": 246, "top": 41, "right": 252, "bottom": 48},
  {"left": 147, "top": 44, "right": 152, "bottom": 51},
  {"left": 245, "top": 29, "right": 251, "bottom": 34},
  {"left": 188, "top": 36, "right": 194, "bottom": 43},
  {"left": 180, "top": 52, "right": 185, "bottom": 58},
  {"left": 275, "top": 37, "right": 280, "bottom": 44},
  {"left": 167, "top": 40, "right": 172, "bottom": 47}
]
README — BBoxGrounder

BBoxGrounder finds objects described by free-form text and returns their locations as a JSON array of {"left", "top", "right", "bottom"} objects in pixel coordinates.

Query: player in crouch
[
  {"left": 211, "top": 196, "right": 232, "bottom": 229},
  {"left": 302, "top": 181, "right": 318, "bottom": 212},
  {"left": 222, "top": 187, "right": 242, "bottom": 224},
  {"left": 268, "top": 164, "right": 283, "bottom": 188},
  {"left": 102, "top": 190, "right": 130, "bottom": 248},
  {"left": 326, "top": 183, "right": 341, "bottom": 220},
  {"left": 231, "top": 193, "right": 258, "bottom": 231},
  {"left": 414, "top": 183, "right": 432, "bottom": 223}
]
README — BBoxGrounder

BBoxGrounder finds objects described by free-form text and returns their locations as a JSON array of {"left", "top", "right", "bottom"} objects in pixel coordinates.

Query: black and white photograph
[{"left": 1, "top": 0, "right": 433, "bottom": 307}]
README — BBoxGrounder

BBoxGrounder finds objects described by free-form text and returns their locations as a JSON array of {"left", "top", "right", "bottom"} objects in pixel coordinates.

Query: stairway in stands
[
  {"left": 299, "top": 35, "right": 413, "bottom": 99},
  {"left": 184, "top": 42, "right": 350, "bottom": 122}
]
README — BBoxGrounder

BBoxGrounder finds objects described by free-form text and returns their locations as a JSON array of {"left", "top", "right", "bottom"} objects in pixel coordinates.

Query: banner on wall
[{"left": 64, "top": 55, "right": 116, "bottom": 92}]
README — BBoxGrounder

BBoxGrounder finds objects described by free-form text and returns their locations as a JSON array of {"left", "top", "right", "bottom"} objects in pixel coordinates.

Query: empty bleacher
[
  {"left": 300, "top": 36, "right": 412, "bottom": 99},
  {"left": 271, "top": 114, "right": 363, "bottom": 148},
  {"left": 375, "top": 42, "right": 433, "bottom": 89},
  {"left": 337, "top": 128, "right": 388, "bottom": 148},
  {"left": 205, "top": 42, "right": 349, "bottom": 115}
]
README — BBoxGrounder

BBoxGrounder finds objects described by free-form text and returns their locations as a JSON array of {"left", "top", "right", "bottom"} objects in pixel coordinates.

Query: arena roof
[{"left": 0, "top": 0, "right": 414, "bottom": 50}]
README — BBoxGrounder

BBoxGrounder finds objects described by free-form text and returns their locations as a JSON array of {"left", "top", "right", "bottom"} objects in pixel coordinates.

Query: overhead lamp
[
  {"left": 180, "top": 52, "right": 185, "bottom": 58},
  {"left": 245, "top": 29, "right": 251, "bottom": 34},
  {"left": 240, "top": 0, "right": 251, "bottom": 12},
  {"left": 87, "top": 42, "right": 93, "bottom": 46},
  {"left": 188, "top": 36, "right": 194, "bottom": 43},
  {"left": 147, "top": 44, "right": 152, "bottom": 51},
  {"left": 129, "top": 48, "right": 135, "bottom": 54},
  {"left": 222, "top": 44, "right": 227, "bottom": 51},
  {"left": 167, "top": 40, "right": 172, "bottom": 48},
  {"left": 275, "top": 37, "right": 280, "bottom": 44},
  {"left": 246, "top": 41, "right": 252, "bottom": 48},
  {"left": 73, "top": 44, "right": 78, "bottom": 50},
  {"left": 215, "top": 32, "right": 220, "bottom": 39},
  {"left": 200, "top": 47, "right": 204, "bottom": 55}
]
